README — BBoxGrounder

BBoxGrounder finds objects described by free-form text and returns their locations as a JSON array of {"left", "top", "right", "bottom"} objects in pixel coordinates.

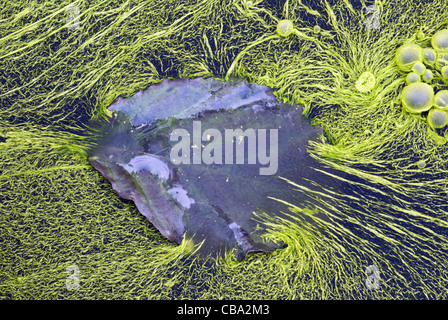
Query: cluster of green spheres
[{"left": 396, "top": 28, "right": 448, "bottom": 129}]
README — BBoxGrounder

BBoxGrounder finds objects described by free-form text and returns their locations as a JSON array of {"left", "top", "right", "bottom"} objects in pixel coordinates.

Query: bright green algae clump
[
  {"left": 2, "top": 0, "right": 448, "bottom": 300},
  {"left": 276, "top": 20, "right": 294, "bottom": 38},
  {"left": 355, "top": 71, "right": 376, "bottom": 93},
  {"left": 397, "top": 27, "right": 448, "bottom": 130}
]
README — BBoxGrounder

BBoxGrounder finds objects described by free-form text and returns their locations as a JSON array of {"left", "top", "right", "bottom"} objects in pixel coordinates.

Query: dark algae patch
[{"left": 88, "top": 77, "right": 335, "bottom": 260}]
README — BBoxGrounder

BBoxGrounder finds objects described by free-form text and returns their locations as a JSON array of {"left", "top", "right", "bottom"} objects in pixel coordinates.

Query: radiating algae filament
[{"left": 225, "top": 18, "right": 319, "bottom": 81}]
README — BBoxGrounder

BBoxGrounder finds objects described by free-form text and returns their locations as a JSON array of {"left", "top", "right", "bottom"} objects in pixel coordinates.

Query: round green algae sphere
[
  {"left": 435, "top": 52, "right": 448, "bottom": 70},
  {"left": 423, "top": 48, "right": 436, "bottom": 65},
  {"left": 442, "top": 66, "right": 448, "bottom": 80},
  {"left": 276, "top": 20, "right": 294, "bottom": 37},
  {"left": 401, "top": 82, "right": 434, "bottom": 113},
  {"left": 431, "top": 29, "right": 448, "bottom": 52},
  {"left": 395, "top": 43, "right": 423, "bottom": 71},
  {"left": 355, "top": 71, "right": 376, "bottom": 93},
  {"left": 427, "top": 107, "right": 448, "bottom": 129},
  {"left": 412, "top": 62, "right": 426, "bottom": 75},
  {"left": 417, "top": 160, "right": 426, "bottom": 169},
  {"left": 313, "top": 25, "right": 321, "bottom": 33},
  {"left": 422, "top": 69, "right": 433, "bottom": 83},
  {"left": 406, "top": 72, "right": 420, "bottom": 85},
  {"left": 434, "top": 90, "right": 448, "bottom": 108}
]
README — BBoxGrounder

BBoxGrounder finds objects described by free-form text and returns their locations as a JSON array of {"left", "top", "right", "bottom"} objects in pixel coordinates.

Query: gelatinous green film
[{"left": 1, "top": 0, "right": 448, "bottom": 299}]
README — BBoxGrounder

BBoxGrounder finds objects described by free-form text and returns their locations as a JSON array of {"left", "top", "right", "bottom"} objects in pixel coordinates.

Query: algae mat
[{"left": 1, "top": 0, "right": 448, "bottom": 299}]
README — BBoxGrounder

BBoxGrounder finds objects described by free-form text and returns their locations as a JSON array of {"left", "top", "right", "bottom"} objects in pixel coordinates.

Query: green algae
[
  {"left": 276, "top": 19, "right": 294, "bottom": 37},
  {"left": 401, "top": 82, "right": 434, "bottom": 113},
  {"left": 355, "top": 71, "right": 376, "bottom": 93},
  {"left": 405, "top": 72, "right": 420, "bottom": 85},
  {"left": 395, "top": 43, "right": 423, "bottom": 72},
  {"left": 427, "top": 107, "right": 448, "bottom": 129},
  {"left": 1, "top": 0, "right": 448, "bottom": 300}
]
